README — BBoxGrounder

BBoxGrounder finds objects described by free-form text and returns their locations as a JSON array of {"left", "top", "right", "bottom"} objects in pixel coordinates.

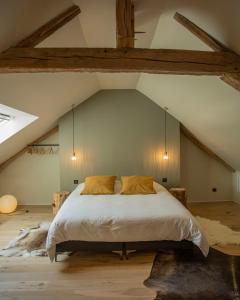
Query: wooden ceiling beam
[
  {"left": 174, "top": 12, "right": 240, "bottom": 92},
  {"left": 221, "top": 73, "right": 240, "bottom": 91},
  {"left": 0, "top": 47, "right": 240, "bottom": 75},
  {"left": 131, "top": 3, "right": 134, "bottom": 41},
  {"left": 0, "top": 126, "right": 59, "bottom": 172},
  {"left": 116, "top": 0, "right": 134, "bottom": 48},
  {"left": 174, "top": 12, "right": 231, "bottom": 52},
  {"left": 180, "top": 123, "right": 235, "bottom": 172},
  {"left": 11, "top": 5, "right": 81, "bottom": 49}
]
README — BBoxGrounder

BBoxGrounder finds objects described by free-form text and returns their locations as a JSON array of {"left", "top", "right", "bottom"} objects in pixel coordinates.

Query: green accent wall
[{"left": 59, "top": 90, "right": 180, "bottom": 191}]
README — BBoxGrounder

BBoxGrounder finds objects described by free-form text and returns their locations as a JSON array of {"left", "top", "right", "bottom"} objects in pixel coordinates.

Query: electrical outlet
[
  {"left": 162, "top": 177, "right": 167, "bottom": 183},
  {"left": 74, "top": 179, "right": 79, "bottom": 184},
  {"left": 212, "top": 188, "right": 217, "bottom": 192}
]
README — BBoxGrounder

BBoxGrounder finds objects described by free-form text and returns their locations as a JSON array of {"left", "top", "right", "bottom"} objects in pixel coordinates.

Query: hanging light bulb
[
  {"left": 71, "top": 104, "right": 77, "bottom": 161},
  {"left": 71, "top": 152, "right": 77, "bottom": 161},
  {"left": 163, "top": 107, "right": 169, "bottom": 160},
  {"left": 163, "top": 151, "right": 169, "bottom": 160}
]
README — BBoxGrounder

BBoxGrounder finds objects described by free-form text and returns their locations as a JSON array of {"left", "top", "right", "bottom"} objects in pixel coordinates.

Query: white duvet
[{"left": 46, "top": 182, "right": 209, "bottom": 261}]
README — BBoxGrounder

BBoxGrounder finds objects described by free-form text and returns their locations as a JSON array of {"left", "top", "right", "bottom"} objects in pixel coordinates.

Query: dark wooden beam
[
  {"left": 221, "top": 73, "right": 240, "bottom": 92},
  {"left": 0, "top": 47, "right": 240, "bottom": 75},
  {"left": 174, "top": 12, "right": 230, "bottom": 52},
  {"left": 116, "top": 0, "right": 134, "bottom": 48},
  {"left": 180, "top": 123, "right": 235, "bottom": 172},
  {"left": 131, "top": 3, "right": 134, "bottom": 41},
  {"left": 12, "top": 5, "right": 81, "bottom": 48},
  {"left": 0, "top": 126, "right": 59, "bottom": 171},
  {"left": 174, "top": 12, "right": 240, "bottom": 92}
]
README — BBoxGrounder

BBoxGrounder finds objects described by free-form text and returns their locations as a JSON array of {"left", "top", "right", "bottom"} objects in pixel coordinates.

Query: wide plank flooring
[{"left": 0, "top": 202, "right": 239, "bottom": 299}]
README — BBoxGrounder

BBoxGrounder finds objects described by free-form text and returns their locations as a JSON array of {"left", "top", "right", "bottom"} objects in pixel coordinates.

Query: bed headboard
[{"left": 59, "top": 90, "right": 180, "bottom": 191}]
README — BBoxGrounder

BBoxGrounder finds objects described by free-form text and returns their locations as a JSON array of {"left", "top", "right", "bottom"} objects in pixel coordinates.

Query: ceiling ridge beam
[
  {"left": 0, "top": 126, "right": 59, "bottom": 172},
  {"left": 8, "top": 5, "right": 81, "bottom": 49},
  {"left": 174, "top": 12, "right": 240, "bottom": 92},
  {"left": 180, "top": 123, "right": 235, "bottom": 172},
  {"left": 116, "top": 0, "right": 134, "bottom": 48},
  {"left": 0, "top": 47, "right": 240, "bottom": 75}
]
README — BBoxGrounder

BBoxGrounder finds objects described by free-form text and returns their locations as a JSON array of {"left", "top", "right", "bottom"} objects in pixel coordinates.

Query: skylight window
[{"left": 0, "top": 104, "right": 38, "bottom": 144}]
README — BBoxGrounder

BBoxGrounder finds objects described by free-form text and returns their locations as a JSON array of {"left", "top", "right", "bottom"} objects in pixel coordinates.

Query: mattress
[{"left": 46, "top": 181, "right": 209, "bottom": 261}]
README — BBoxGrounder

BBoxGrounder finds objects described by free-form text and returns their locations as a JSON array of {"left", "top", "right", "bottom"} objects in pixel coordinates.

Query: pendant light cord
[
  {"left": 72, "top": 105, "right": 75, "bottom": 154},
  {"left": 164, "top": 108, "right": 167, "bottom": 153}
]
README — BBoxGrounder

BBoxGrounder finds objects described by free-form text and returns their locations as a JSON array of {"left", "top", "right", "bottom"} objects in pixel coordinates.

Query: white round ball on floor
[{"left": 0, "top": 194, "right": 17, "bottom": 214}]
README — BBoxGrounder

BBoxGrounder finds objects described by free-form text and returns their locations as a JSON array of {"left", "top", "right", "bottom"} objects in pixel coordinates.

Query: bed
[{"left": 46, "top": 181, "right": 209, "bottom": 261}]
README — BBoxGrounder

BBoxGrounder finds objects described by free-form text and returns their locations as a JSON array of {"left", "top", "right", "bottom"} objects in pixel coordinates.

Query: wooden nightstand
[
  {"left": 52, "top": 191, "right": 70, "bottom": 216},
  {"left": 169, "top": 188, "right": 187, "bottom": 208}
]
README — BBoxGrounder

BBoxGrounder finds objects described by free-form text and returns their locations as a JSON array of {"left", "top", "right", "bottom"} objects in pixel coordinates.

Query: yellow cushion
[
  {"left": 81, "top": 176, "right": 116, "bottom": 195},
  {"left": 120, "top": 176, "right": 156, "bottom": 195}
]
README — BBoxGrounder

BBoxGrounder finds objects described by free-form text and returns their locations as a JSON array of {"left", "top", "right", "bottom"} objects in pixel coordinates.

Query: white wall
[
  {"left": 181, "top": 133, "right": 233, "bottom": 202},
  {"left": 60, "top": 90, "right": 180, "bottom": 191},
  {"left": 233, "top": 171, "right": 240, "bottom": 204},
  {"left": 0, "top": 127, "right": 236, "bottom": 205},
  {"left": 0, "top": 132, "right": 60, "bottom": 205}
]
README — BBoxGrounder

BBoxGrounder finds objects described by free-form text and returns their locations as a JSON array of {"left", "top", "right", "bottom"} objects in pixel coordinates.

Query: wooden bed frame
[{"left": 55, "top": 240, "right": 194, "bottom": 261}]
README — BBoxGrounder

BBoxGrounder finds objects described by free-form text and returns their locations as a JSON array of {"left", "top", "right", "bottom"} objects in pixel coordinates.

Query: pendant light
[
  {"left": 71, "top": 104, "right": 77, "bottom": 161},
  {"left": 163, "top": 107, "right": 169, "bottom": 160}
]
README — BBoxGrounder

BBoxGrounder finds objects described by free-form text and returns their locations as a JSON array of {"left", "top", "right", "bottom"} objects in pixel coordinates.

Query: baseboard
[
  {"left": 18, "top": 203, "right": 52, "bottom": 206},
  {"left": 187, "top": 199, "right": 233, "bottom": 203}
]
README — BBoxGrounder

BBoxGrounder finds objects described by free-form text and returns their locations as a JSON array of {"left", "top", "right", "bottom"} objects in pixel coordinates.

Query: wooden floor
[
  {"left": 189, "top": 201, "right": 240, "bottom": 256},
  {"left": 0, "top": 202, "right": 239, "bottom": 300},
  {"left": 188, "top": 201, "right": 240, "bottom": 231}
]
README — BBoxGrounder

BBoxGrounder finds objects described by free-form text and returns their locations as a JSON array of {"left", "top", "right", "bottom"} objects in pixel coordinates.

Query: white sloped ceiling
[
  {"left": 0, "top": 0, "right": 240, "bottom": 171},
  {"left": 0, "top": 0, "right": 100, "bottom": 164},
  {"left": 137, "top": 0, "right": 240, "bottom": 170}
]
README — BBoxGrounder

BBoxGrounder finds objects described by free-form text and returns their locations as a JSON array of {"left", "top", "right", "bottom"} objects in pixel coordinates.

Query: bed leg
[{"left": 122, "top": 242, "right": 128, "bottom": 260}]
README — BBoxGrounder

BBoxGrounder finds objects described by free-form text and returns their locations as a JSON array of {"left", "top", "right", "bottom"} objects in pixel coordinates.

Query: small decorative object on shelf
[
  {"left": 169, "top": 188, "right": 187, "bottom": 207},
  {"left": 52, "top": 191, "right": 70, "bottom": 216}
]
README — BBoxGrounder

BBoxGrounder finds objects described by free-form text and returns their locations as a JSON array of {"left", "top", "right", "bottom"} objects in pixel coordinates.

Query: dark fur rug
[{"left": 144, "top": 247, "right": 240, "bottom": 300}]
